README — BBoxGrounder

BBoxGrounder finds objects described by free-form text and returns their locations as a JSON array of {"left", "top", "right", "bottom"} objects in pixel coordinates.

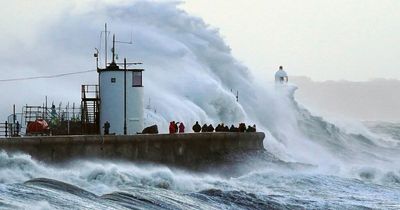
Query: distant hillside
[{"left": 290, "top": 76, "right": 400, "bottom": 121}]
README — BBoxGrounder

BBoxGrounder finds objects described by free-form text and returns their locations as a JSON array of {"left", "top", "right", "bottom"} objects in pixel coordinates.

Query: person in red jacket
[
  {"left": 169, "top": 121, "right": 176, "bottom": 134},
  {"left": 178, "top": 122, "right": 185, "bottom": 133}
]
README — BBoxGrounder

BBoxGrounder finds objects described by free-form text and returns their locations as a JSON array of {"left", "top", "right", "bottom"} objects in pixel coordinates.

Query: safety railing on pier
[
  {"left": 0, "top": 121, "right": 22, "bottom": 138},
  {"left": 0, "top": 121, "right": 8, "bottom": 137}
]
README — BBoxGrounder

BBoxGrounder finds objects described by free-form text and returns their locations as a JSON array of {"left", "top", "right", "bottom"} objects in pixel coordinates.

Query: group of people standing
[
  {"left": 169, "top": 121, "right": 185, "bottom": 134},
  {"left": 192, "top": 121, "right": 256, "bottom": 133},
  {"left": 169, "top": 121, "right": 257, "bottom": 134}
]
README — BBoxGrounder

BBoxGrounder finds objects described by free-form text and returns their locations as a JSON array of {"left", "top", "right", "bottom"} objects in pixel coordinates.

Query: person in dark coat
[
  {"left": 239, "top": 123, "right": 246, "bottom": 132},
  {"left": 192, "top": 121, "right": 201, "bottom": 132},
  {"left": 178, "top": 122, "right": 185, "bottom": 133},
  {"left": 201, "top": 124, "right": 208, "bottom": 132},
  {"left": 219, "top": 123, "right": 225, "bottom": 132},
  {"left": 208, "top": 124, "right": 214, "bottom": 132},
  {"left": 103, "top": 121, "right": 110, "bottom": 135},
  {"left": 215, "top": 124, "right": 222, "bottom": 132}
]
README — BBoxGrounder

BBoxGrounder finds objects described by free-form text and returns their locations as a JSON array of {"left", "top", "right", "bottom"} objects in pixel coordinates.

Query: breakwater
[{"left": 0, "top": 132, "right": 265, "bottom": 167}]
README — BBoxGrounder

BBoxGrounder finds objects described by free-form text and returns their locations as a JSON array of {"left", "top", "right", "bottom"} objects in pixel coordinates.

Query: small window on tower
[
  {"left": 132, "top": 72, "right": 142, "bottom": 87},
  {"left": 111, "top": 78, "right": 116, "bottom": 83}
]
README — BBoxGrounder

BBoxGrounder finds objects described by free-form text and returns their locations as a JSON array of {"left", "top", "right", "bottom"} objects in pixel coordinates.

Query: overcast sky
[
  {"left": 291, "top": 76, "right": 400, "bottom": 121},
  {"left": 0, "top": 0, "right": 399, "bottom": 121},
  {"left": 181, "top": 0, "right": 400, "bottom": 81},
  {"left": 1, "top": 0, "right": 399, "bottom": 82}
]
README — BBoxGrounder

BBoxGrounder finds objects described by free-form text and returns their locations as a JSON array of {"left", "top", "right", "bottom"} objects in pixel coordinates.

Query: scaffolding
[{"left": 0, "top": 90, "right": 101, "bottom": 137}]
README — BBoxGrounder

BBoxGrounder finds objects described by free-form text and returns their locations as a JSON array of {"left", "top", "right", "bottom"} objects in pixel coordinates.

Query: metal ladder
[{"left": 81, "top": 85, "right": 100, "bottom": 134}]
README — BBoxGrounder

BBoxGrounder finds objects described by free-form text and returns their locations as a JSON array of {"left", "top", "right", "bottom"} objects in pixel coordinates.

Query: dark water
[
  {"left": 0, "top": 142, "right": 399, "bottom": 210},
  {"left": 1, "top": 110, "right": 400, "bottom": 210}
]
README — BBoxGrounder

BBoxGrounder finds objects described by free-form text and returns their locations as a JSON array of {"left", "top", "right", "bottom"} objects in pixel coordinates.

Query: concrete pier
[{"left": 0, "top": 132, "right": 265, "bottom": 167}]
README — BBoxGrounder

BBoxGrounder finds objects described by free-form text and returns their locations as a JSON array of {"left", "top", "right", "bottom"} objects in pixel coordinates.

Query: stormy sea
[{"left": 1, "top": 1, "right": 400, "bottom": 209}]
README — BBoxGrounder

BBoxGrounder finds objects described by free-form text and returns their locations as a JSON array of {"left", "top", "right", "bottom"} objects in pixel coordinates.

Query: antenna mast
[
  {"left": 112, "top": 34, "right": 116, "bottom": 63},
  {"left": 104, "top": 23, "right": 108, "bottom": 68}
]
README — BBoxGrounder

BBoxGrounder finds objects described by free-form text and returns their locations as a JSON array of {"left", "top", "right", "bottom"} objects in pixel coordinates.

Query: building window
[
  {"left": 111, "top": 78, "right": 116, "bottom": 83},
  {"left": 132, "top": 72, "right": 142, "bottom": 87}
]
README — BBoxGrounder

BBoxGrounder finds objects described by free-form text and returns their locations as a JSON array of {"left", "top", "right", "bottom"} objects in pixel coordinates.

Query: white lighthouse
[
  {"left": 98, "top": 33, "right": 144, "bottom": 135},
  {"left": 275, "top": 66, "right": 288, "bottom": 84}
]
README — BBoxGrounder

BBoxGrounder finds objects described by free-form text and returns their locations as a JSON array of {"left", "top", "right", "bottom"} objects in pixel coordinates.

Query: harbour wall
[{"left": 0, "top": 132, "right": 265, "bottom": 167}]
